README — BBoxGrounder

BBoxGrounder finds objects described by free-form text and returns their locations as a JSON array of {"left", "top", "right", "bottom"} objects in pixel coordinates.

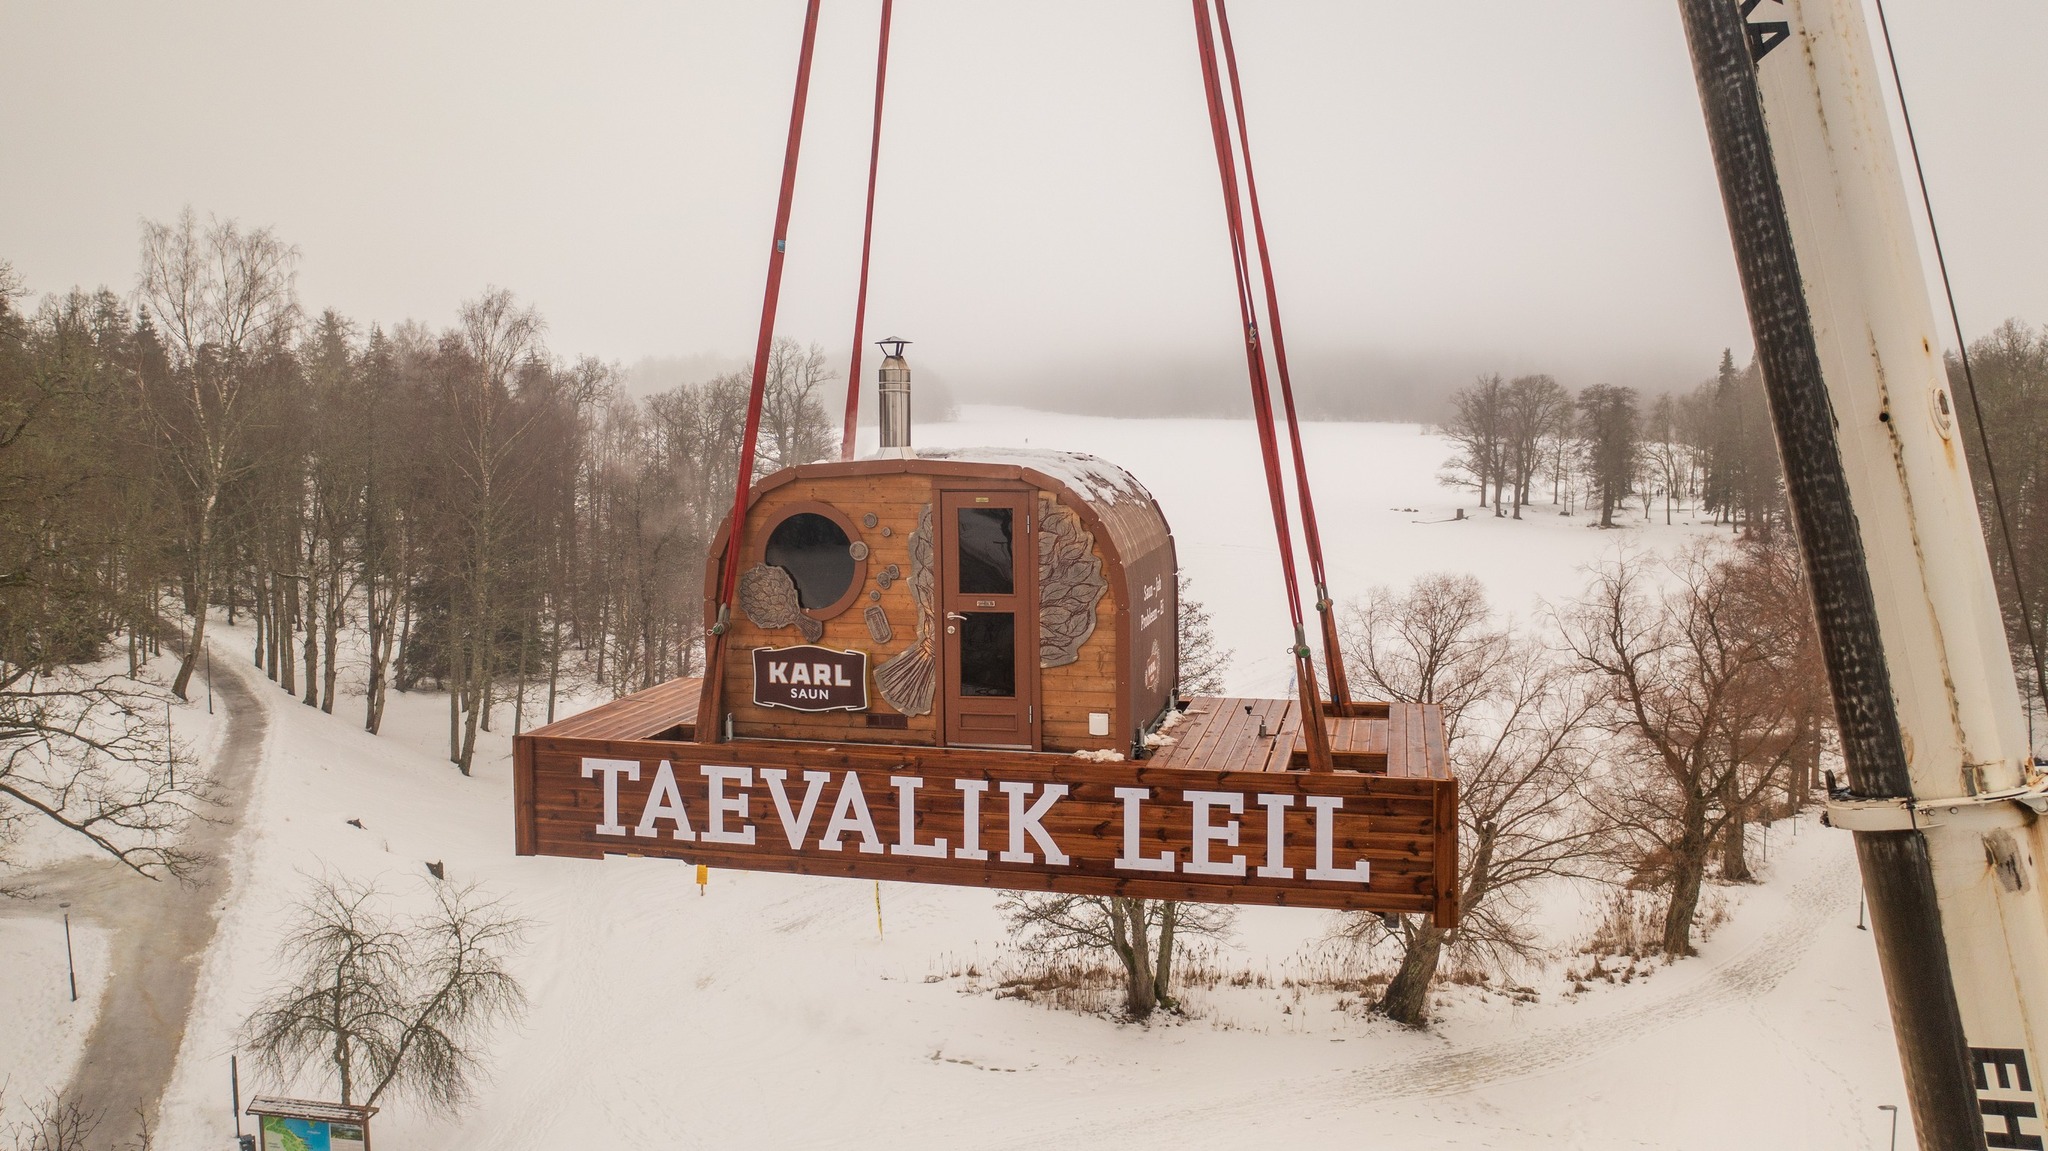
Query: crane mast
[{"left": 1681, "top": 1, "right": 2046, "bottom": 1147}]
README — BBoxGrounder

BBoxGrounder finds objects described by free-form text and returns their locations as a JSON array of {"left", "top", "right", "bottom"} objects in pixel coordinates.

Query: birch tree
[{"left": 134, "top": 209, "right": 300, "bottom": 700}]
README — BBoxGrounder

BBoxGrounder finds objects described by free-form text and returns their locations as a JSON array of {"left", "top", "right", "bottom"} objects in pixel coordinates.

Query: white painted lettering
[
  {"left": 998, "top": 781, "right": 1071, "bottom": 865},
  {"left": 819, "top": 771, "right": 885, "bottom": 854},
  {"left": 790, "top": 663, "right": 811, "bottom": 685},
  {"left": 1113, "top": 787, "right": 1174, "bottom": 872},
  {"left": 1255, "top": 793, "right": 1296, "bottom": 878},
  {"left": 1182, "top": 790, "right": 1246, "bottom": 877},
  {"left": 813, "top": 662, "right": 834, "bottom": 686},
  {"left": 581, "top": 758, "right": 639, "bottom": 837},
  {"left": 1306, "top": 795, "right": 1370, "bottom": 883},
  {"left": 836, "top": 664, "right": 854, "bottom": 687},
  {"left": 700, "top": 766, "right": 756, "bottom": 845},
  {"left": 768, "top": 662, "right": 788, "bottom": 684},
  {"left": 760, "top": 767, "right": 831, "bottom": 849},
  {"left": 889, "top": 776, "right": 948, "bottom": 858},
  {"left": 955, "top": 780, "right": 990, "bottom": 861},
  {"left": 635, "top": 760, "right": 696, "bottom": 841}
]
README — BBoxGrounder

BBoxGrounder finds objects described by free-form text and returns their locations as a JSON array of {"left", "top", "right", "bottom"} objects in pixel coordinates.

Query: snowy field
[
  {"left": 900, "top": 407, "right": 1726, "bottom": 694},
  {"left": 13, "top": 410, "right": 1908, "bottom": 1149}
]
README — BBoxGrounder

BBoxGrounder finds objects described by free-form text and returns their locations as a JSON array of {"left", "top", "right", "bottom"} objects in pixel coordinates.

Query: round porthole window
[{"left": 763, "top": 510, "right": 861, "bottom": 615}]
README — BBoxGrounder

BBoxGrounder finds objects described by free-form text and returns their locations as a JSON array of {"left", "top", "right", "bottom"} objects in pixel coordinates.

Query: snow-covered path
[
  {"left": 29, "top": 649, "right": 265, "bottom": 1130},
  {"left": 0, "top": 645, "right": 267, "bottom": 1134}
]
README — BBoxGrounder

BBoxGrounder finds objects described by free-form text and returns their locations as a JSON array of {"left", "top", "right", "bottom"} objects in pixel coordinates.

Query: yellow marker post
[{"left": 696, "top": 864, "right": 708, "bottom": 895}]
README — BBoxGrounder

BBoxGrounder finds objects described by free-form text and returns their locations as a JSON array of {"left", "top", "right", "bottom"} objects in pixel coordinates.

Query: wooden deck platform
[
  {"left": 1145, "top": 697, "right": 1449, "bottom": 777},
  {"left": 526, "top": 679, "right": 1445, "bottom": 778},
  {"left": 528, "top": 677, "right": 701, "bottom": 742}
]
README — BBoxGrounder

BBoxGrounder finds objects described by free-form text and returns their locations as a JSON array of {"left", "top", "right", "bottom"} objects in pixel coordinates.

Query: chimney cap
[{"left": 875, "top": 336, "right": 911, "bottom": 358}]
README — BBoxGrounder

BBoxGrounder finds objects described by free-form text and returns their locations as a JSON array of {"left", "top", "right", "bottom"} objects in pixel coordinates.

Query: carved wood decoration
[
  {"left": 874, "top": 505, "right": 936, "bottom": 715},
  {"left": 1036, "top": 496, "right": 1107, "bottom": 668},
  {"left": 864, "top": 604, "right": 893, "bottom": 644},
  {"left": 739, "top": 564, "right": 823, "bottom": 643}
]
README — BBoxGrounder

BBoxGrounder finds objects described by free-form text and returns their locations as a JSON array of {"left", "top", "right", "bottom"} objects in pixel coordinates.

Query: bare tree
[
  {"left": 1337, "top": 574, "right": 1603, "bottom": 1025},
  {"left": 1641, "top": 393, "right": 1696, "bottom": 526},
  {"left": 1340, "top": 573, "right": 1505, "bottom": 746},
  {"left": 756, "top": 338, "right": 834, "bottom": 475},
  {"left": 1176, "top": 570, "right": 1231, "bottom": 696},
  {"left": 1437, "top": 374, "right": 1509, "bottom": 512},
  {"left": 134, "top": 209, "right": 300, "bottom": 700},
  {"left": 1000, "top": 893, "right": 1232, "bottom": 1021},
  {"left": 244, "top": 874, "right": 528, "bottom": 1109},
  {"left": 1502, "top": 374, "right": 1572, "bottom": 518},
  {"left": 1559, "top": 544, "right": 1818, "bottom": 954},
  {"left": 1, "top": 1090, "right": 100, "bottom": 1151},
  {"left": 0, "top": 669, "right": 206, "bottom": 879}
]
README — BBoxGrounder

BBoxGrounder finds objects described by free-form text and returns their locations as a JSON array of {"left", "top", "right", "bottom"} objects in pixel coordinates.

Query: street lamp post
[{"left": 60, "top": 902, "right": 76, "bottom": 1003}]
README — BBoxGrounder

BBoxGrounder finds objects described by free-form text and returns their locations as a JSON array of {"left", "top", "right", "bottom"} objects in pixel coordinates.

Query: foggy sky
[{"left": 3, "top": 1, "right": 2042, "bottom": 412}]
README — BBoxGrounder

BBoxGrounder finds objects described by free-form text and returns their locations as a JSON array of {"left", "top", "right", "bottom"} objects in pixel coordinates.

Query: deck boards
[
  {"left": 526, "top": 677, "right": 701, "bottom": 742},
  {"left": 526, "top": 684, "right": 1448, "bottom": 780},
  {"left": 1148, "top": 696, "right": 1450, "bottom": 778}
]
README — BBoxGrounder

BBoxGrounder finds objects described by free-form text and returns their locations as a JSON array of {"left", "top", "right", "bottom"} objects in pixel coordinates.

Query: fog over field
[{"left": 5, "top": 2, "right": 2045, "bottom": 420}]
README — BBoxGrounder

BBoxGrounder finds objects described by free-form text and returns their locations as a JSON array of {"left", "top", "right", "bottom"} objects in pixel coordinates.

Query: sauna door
[{"left": 939, "top": 490, "right": 1037, "bottom": 749}]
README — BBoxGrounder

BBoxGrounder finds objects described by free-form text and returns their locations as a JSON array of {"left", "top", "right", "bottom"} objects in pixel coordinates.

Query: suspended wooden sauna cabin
[{"left": 514, "top": 348, "right": 1459, "bottom": 923}]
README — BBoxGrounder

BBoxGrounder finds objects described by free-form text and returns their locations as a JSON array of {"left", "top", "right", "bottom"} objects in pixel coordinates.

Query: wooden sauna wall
[
  {"left": 718, "top": 476, "right": 1129, "bottom": 752},
  {"left": 722, "top": 471, "right": 941, "bottom": 744},
  {"left": 1035, "top": 492, "right": 1124, "bottom": 754}
]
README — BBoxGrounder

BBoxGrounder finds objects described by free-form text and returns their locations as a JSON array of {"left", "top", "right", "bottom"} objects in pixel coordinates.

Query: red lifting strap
[
  {"left": 1212, "top": 0, "right": 1351, "bottom": 707},
  {"left": 704, "top": 0, "right": 825, "bottom": 739},
  {"left": 840, "top": 0, "right": 895, "bottom": 461},
  {"left": 1190, "top": 0, "right": 1335, "bottom": 772}
]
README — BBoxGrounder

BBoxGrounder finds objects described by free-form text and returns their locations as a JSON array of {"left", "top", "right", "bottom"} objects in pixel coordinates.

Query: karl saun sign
[
  {"left": 753, "top": 645, "right": 868, "bottom": 712},
  {"left": 517, "top": 743, "right": 1457, "bottom": 921}
]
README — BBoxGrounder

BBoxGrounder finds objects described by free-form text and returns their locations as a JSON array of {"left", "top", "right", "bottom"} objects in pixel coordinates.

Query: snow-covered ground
[
  {"left": 0, "top": 916, "right": 109, "bottom": 1114},
  {"left": 18, "top": 409, "right": 1905, "bottom": 1148}
]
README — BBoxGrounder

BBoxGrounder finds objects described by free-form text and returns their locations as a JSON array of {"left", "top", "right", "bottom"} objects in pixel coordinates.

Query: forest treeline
[
  {"left": 1436, "top": 350, "right": 1784, "bottom": 533},
  {"left": 1, "top": 212, "right": 841, "bottom": 776},
  {"left": 1436, "top": 339, "right": 2048, "bottom": 720}
]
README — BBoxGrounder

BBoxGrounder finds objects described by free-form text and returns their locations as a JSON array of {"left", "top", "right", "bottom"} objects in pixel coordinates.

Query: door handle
[{"left": 944, "top": 612, "right": 968, "bottom": 622}]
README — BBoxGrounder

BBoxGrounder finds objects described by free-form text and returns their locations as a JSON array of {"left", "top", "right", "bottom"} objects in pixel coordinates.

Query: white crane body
[{"left": 1744, "top": 1, "right": 2048, "bottom": 1144}]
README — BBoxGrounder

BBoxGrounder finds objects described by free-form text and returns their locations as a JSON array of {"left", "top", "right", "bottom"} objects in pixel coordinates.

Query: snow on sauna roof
[
  {"left": 916, "top": 446, "right": 1155, "bottom": 509},
  {"left": 911, "top": 446, "right": 1173, "bottom": 565}
]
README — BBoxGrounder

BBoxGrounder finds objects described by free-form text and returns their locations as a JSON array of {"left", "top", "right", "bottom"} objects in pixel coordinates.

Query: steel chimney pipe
[{"left": 876, "top": 336, "right": 912, "bottom": 457}]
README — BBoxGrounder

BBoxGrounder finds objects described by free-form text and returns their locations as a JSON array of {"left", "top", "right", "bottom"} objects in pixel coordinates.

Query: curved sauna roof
[{"left": 735, "top": 447, "right": 1175, "bottom": 574}]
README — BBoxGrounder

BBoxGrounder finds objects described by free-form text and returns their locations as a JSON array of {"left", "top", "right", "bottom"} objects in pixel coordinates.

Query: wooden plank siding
[
  {"left": 516, "top": 730, "right": 1458, "bottom": 922},
  {"left": 693, "top": 452, "right": 1188, "bottom": 758},
  {"left": 716, "top": 473, "right": 945, "bottom": 747}
]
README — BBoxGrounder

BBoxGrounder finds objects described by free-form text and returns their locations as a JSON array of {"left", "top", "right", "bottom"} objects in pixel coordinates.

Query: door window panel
[
  {"left": 958, "top": 613, "right": 1016, "bottom": 697},
  {"left": 955, "top": 508, "right": 1014, "bottom": 594}
]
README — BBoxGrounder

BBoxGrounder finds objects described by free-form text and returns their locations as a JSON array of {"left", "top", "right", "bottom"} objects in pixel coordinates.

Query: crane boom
[{"left": 1681, "top": 2, "right": 2046, "bottom": 1147}]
